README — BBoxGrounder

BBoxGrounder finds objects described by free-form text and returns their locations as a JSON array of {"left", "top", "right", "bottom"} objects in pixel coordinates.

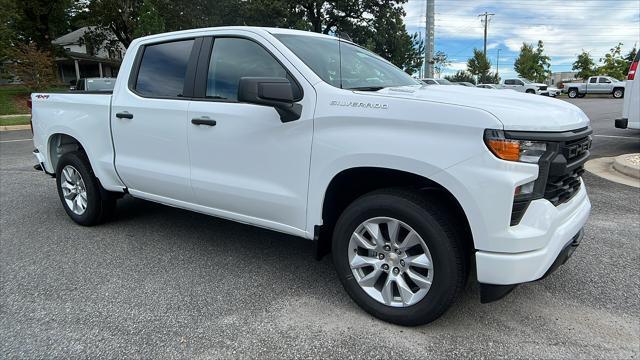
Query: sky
[{"left": 403, "top": 0, "right": 640, "bottom": 79}]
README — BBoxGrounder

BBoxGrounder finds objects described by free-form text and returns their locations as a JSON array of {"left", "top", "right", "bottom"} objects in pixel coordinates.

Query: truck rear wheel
[
  {"left": 55, "top": 151, "right": 116, "bottom": 226},
  {"left": 332, "top": 188, "right": 466, "bottom": 326},
  {"left": 613, "top": 88, "right": 624, "bottom": 98},
  {"left": 568, "top": 88, "right": 578, "bottom": 98}
]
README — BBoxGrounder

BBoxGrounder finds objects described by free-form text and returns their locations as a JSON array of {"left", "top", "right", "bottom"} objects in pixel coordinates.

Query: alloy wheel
[
  {"left": 60, "top": 165, "right": 88, "bottom": 215},
  {"left": 348, "top": 217, "right": 434, "bottom": 307}
]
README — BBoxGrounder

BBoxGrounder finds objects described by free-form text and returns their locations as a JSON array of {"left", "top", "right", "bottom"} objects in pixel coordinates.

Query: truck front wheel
[
  {"left": 55, "top": 151, "right": 116, "bottom": 226},
  {"left": 332, "top": 189, "right": 467, "bottom": 326},
  {"left": 525, "top": 89, "right": 535, "bottom": 94}
]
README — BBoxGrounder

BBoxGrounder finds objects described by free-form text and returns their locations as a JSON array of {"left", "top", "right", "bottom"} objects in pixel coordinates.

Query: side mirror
[{"left": 238, "top": 77, "right": 302, "bottom": 123}]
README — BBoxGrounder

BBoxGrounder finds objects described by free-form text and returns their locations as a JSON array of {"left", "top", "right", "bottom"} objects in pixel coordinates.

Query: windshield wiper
[{"left": 346, "top": 86, "right": 386, "bottom": 91}]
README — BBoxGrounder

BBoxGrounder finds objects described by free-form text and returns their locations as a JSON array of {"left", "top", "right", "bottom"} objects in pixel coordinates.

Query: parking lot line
[
  {"left": 593, "top": 135, "right": 639, "bottom": 140},
  {"left": 0, "top": 139, "right": 31, "bottom": 143}
]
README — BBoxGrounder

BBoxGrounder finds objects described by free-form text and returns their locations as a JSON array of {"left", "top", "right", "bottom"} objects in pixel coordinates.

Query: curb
[
  {"left": 0, "top": 114, "right": 30, "bottom": 119},
  {"left": 585, "top": 157, "right": 640, "bottom": 188},
  {"left": 612, "top": 154, "right": 640, "bottom": 179},
  {"left": 0, "top": 125, "right": 31, "bottom": 132}
]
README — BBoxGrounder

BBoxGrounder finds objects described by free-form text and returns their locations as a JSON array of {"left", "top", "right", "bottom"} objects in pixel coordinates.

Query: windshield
[
  {"left": 86, "top": 78, "right": 115, "bottom": 91},
  {"left": 437, "top": 79, "right": 453, "bottom": 85},
  {"left": 274, "top": 34, "right": 419, "bottom": 90},
  {"left": 520, "top": 78, "right": 532, "bottom": 84}
]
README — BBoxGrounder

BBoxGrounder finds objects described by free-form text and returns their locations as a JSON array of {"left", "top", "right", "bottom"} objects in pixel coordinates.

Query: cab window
[
  {"left": 206, "top": 38, "right": 300, "bottom": 101},
  {"left": 135, "top": 39, "right": 195, "bottom": 97}
]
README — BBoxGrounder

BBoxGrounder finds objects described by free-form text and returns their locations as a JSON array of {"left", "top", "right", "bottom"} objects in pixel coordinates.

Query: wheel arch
[
  {"left": 314, "top": 166, "right": 474, "bottom": 260},
  {"left": 47, "top": 132, "right": 85, "bottom": 173}
]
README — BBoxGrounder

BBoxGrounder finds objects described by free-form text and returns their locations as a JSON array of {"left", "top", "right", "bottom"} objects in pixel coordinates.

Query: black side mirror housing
[{"left": 238, "top": 77, "right": 302, "bottom": 123}]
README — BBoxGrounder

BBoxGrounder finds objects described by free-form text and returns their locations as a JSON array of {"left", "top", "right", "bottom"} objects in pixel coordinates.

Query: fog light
[{"left": 515, "top": 181, "right": 535, "bottom": 195}]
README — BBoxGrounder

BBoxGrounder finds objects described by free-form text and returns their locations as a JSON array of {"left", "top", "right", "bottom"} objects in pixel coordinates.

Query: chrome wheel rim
[
  {"left": 348, "top": 217, "right": 434, "bottom": 307},
  {"left": 60, "top": 165, "right": 88, "bottom": 215},
  {"left": 614, "top": 90, "right": 622, "bottom": 98}
]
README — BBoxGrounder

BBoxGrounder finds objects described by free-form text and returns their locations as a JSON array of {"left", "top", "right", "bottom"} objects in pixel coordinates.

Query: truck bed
[{"left": 31, "top": 92, "right": 124, "bottom": 191}]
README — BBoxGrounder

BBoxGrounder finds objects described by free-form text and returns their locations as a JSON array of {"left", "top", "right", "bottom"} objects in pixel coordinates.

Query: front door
[
  {"left": 111, "top": 38, "right": 198, "bottom": 202},
  {"left": 187, "top": 36, "right": 315, "bottom": 232}
]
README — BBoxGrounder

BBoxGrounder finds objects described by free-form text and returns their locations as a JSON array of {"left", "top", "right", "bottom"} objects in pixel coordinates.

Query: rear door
[
  {"left": 111, "top": 37, "right": 201, "bottom": 202},
  {"left": 597, "top": 76, "right": 613, "bottom": 93},
  {"left": 186, "top": 34, "right": 315, "bottom": 232}
]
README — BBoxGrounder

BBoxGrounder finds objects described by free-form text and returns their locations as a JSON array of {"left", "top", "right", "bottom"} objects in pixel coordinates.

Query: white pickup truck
[
  {"left": 500, "top": 78, "right": 549, "bottom": 95},
  {"left": 30, "top": 27, "right": 592, "bottom": 326},
  {"left": 566, "top": 76, "right": 626, "bottom": 99}
]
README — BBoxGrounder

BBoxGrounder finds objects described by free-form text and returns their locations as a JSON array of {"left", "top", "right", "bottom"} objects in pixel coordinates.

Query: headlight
[{"left": 484, "top": 129, "right": 547, "bottom": 164}]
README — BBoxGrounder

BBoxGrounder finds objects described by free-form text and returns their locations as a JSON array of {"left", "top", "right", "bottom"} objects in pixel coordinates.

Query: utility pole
[
  {"left": 478, "top": 11, "right": 495, "bottom": 57},
  {"left": 425, "top": 0, "right": 435, "bottom": 78},
  {"left": 496, "top": 48, "right": 501, "bottom": 76}
]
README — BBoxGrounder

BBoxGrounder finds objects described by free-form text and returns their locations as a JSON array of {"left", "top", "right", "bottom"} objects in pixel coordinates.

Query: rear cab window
[{"left": 134, "top": 39, "right": 195, "bottom": 97}]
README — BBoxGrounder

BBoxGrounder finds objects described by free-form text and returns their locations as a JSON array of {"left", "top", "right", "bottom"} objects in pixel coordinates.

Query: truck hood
[{"left": 373, "top": 85, "right": 590, "bottom": 131}]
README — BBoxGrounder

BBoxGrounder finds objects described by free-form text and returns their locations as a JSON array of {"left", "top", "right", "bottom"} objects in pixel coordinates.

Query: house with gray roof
[{"left": 52, "top": 27, "right": 125, "bottom": 84}]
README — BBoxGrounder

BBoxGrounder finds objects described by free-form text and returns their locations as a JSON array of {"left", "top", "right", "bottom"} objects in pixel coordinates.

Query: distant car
[
  {"left": 477, "top": 84, "right": 513, "bottom": 90},
  {"left": 454, "top": 82, "right": 476, "bottom": 87},
  {"left": 420, "top": 78, "right": 453, "bottom": 85},
  {"left": 565, "top": 76, "right": 625, "bottom": 99},
  {"left": 500, "top": 78, "right": 548, "bottom": 95},
  {"left": 615, "top": 51, "right": 639, "bottom": 130},
  {"left": 71, "top": 78, "right": 116, "bottom": 92},
  {"left": 546, "top": 86, "right": 561, "bottom": 97}
]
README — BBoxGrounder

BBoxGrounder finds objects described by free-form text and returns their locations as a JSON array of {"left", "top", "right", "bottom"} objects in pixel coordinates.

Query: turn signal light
[{"left": 485, "top": 139, "right": 520, "bottom": 161}]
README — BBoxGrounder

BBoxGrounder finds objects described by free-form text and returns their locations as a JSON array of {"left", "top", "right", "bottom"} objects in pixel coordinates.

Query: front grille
[
  {"left": 539, "top": 86, "right": 548, "bottom": 91},
  {"left": 505, "top": 127, "right": 592, "bottom": 226},
  {"left": 544, "top": 166, "right": 584, "bottom": 206}
]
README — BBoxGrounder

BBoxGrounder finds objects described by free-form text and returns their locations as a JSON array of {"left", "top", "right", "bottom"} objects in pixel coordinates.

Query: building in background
[
  {"left": 52, "top": 27, "right": 125, "bottom": 85},
  {"left": 546, "top": 71, "right": 580, "bottom": 86}
]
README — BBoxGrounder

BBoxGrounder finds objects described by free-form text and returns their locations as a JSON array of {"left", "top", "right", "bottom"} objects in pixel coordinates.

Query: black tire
[
  {"left": 332, "top": 188, "right": 467, "bottom": 326},
  {"left": 525, "top": 89, "right": 535, "bottom": 94},
  {"left": 567, "top": 88, "right": 578, "bottom": 98},
  {"left": 55, "top": 151, "right": 116, "bottom": 226},
  {"left": 577, "top": 93, "right": 586, "bottom": 98},
  {"left": 612, "top": 88, "right": 624, "bottom": 99}
]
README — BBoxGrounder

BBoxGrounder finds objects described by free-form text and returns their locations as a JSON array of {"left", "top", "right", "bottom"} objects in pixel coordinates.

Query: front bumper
[
  {"left": 475, "top": 183, "right": 590, "bottom": 286},
  {"left": 480, "top": 228, "right": 583, "bottom": 303}
]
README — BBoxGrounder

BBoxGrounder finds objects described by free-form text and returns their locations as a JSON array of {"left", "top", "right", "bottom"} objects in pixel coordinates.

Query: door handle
[
  {"left": 191, "top": 118, "right": 217, "bottom": 126},
  {"left": 116, "top": 112, "right": 134, "bottom": 119}
]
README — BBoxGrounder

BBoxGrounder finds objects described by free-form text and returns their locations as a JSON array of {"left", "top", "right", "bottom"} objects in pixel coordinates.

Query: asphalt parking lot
[{"left": 1, "top": 98, "right": 639, "bottom": 358}]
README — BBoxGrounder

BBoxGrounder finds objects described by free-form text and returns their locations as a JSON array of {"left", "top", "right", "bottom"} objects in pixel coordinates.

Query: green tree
[
  {"left": 12, "top": 0, "right": 74, "bottom": 52},
  {"left": 9, "top": 42, "right": 57, "bottom": 91},
  {"left": 358, "top": 5, "right": 423, "bottom": 73},
  {"left": 133, "top": 0, "right": 165, "bottom": 38},
  {"left": 598, "top": 43, "right": 628, "bottom": 80},
  {"left": 444, "top": 70, "right": 475, "bottom": 84},
  {"left": 514, "top": 40, "right": 550, "bottom": 83},
  {"left": 572, "top": 50, "right": 596, "bottom": 80},
  {"left": 432, "top": 51, "right": 449, "bottom": 77},
  {"left": 467, "top": 48, "right": 490, "bottom": 80},
  {"left": 0, "top": 0, "right": 17, "bottom": 61},
  {"left": 80, "top": 0, "right": 143, "bottom": 48}
]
